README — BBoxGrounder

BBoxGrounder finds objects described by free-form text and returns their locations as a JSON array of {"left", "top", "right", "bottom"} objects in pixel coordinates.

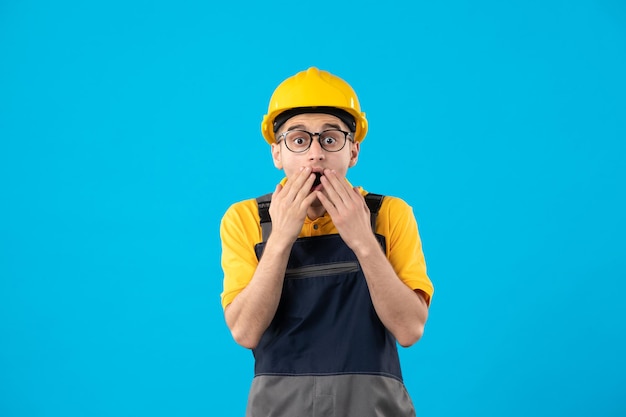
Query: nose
[{"left": 307, "top": 137, "right": 325, "bottom": 160}]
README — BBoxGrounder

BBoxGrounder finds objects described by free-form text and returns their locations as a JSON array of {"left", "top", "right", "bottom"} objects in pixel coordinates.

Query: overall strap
[
  {"left": 364, "top": 193, "right": 384, "bottom": 232},
  {"left": 256, "top": 192, "right": 385, "bottom": 243},
  {"left": 256, "top": 193, "right": 273, "bottom": 243}
]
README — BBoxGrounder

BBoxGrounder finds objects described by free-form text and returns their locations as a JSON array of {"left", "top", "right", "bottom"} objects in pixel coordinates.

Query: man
[{"left": 220, "top": 67, "right": 434, "bottom": 416}]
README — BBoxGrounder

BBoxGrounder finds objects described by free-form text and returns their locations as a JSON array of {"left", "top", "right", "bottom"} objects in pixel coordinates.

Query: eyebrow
[{"left": 285, "top": 123, "right": 344, "bottom": 132}]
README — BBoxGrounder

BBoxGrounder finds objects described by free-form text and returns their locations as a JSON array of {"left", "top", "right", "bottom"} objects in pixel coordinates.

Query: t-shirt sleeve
[
  {"left": 376, "top": 196, "right": 434, "bottom": 306},
  {"left": 219, "top": 200, "right": 262, "bottom": 310}
]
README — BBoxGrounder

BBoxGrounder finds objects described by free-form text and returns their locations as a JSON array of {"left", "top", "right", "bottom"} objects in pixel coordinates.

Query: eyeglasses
[{"left": 276, "top": 129, "right": 353, "bottom": 153}]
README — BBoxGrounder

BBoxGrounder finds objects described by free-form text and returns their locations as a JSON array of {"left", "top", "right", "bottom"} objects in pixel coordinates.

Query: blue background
[{"left": 1, "top": 0, "right": 625, "bottom": 416}]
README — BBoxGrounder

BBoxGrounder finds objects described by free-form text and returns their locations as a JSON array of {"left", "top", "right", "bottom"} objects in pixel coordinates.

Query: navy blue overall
[{"left": 245, "top": 193, "right": 416, "bottom": 417}]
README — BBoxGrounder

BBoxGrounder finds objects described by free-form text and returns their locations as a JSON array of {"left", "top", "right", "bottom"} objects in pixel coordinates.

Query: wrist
[
  {"left": 265, "top": 232, "right": 296, "bottom": 253},
  {"left": 351, "top": 234, "right": 383, "bottom": 259}
]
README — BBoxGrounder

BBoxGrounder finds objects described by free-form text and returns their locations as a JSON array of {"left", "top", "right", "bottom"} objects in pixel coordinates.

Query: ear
[
  {"left": 271, "top": 143, "right": 283, "bottom": 170},
  {"left": 348, "top": 141, "right": 360, "bottom": 168}
]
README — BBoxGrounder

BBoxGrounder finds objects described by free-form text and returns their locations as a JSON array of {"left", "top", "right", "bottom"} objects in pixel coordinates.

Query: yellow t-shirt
[{"left": 220, "top": 186, "right": 434, "bottom": 310}]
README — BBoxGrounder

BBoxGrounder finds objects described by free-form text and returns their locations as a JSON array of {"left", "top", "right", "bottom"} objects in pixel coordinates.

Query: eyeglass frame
[{"left": 275, "top": 129, "right": 354, "bottom": 153}]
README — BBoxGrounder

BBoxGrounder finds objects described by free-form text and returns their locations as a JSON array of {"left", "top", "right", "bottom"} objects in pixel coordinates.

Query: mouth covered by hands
[
  {"left": 270, "top": 168, "right": 374, "bottom": 251},
  {"left": 314, "top": 169, "right": 375, "bottom": 252}
]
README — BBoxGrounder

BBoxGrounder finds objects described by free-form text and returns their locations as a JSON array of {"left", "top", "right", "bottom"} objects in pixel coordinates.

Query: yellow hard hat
[{"left": 261, "top": 67, "right": 368, "bottom": 145}]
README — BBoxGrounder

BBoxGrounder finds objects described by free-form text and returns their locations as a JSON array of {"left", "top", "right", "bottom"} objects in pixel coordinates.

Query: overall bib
[{"left": 246, "top": 194, "right": 416, "bottom": 417}]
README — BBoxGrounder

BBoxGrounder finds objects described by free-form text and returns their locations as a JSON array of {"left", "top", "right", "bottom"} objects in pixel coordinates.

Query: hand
[
  {"left": 268, "top": 167, "right": 319, "bottom": 245},
  {"left": 315, "top": 169, "right": 376, "bottom": 252}
]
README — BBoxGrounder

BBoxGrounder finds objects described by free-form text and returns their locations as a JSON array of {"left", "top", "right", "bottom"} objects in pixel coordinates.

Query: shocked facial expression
[{"left": 271, "top": 113, "right": 360, "bottom": 181}]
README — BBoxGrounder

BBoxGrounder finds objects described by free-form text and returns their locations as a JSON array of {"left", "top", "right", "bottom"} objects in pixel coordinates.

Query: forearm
[
  {"left": 225, "top": 236, "right": 292, "bottom": 349},
  {"left": 354, "top": 237, "right": 429, "bottom": 347}
]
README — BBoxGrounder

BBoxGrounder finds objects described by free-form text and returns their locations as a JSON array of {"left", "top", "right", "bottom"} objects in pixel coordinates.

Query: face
[{"left": 271, "top": 113, "right": 360, "bottom": 180}]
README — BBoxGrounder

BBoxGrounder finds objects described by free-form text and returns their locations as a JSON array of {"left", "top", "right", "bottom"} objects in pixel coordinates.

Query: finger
[
  {"left": 283, "top": 167, "right": 313, "bottom": 202},
  {"left": 294, "top": 173, "right": 316, "bottom": 204},
  {"left": 321, "top": 169, "right": 351, "bottom": 207},
  {"left": 301, "top": 188, "right": 320, "bottom": 209},
  {"left": 315, "top": 190, "right": 338, "bottom": 216},
  {"left": 319, "top": 170, "right": 342, "bottom": 204},
  {"left": 270, "top": 183, "right": 284, "bottom": 205},
  {"left": 352, "top": 186, "right": 368, "bottom": 208}
]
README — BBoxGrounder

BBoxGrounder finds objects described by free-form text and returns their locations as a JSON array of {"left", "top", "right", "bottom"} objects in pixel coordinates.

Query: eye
[
  {"left": 285, "top": 131, "right": 308, "bottom": 145},
  {"left": 322, "top": 136, "right": 337, "bottom": 145},
  {"left": 293, "top": 136, "right": 307, "bottom": 145}
]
